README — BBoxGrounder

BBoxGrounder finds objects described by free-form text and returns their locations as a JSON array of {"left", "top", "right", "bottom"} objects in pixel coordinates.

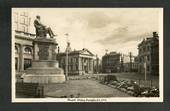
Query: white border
[{"left": 11, "top": 8, "right": 164, "bottom": 103}]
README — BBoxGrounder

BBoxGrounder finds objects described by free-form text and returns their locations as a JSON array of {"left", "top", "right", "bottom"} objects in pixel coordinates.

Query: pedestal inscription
[{"left": 38, "top": 44, "right": 49, "bottom": 60}]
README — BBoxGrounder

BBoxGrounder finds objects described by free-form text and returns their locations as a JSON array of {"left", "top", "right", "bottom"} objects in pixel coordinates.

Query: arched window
[
  {"left": 15, "top": 46, "right": 19, "bottom": 53},
  {"left": 24, "top": 47, "right": 32, "bottom": 54}
]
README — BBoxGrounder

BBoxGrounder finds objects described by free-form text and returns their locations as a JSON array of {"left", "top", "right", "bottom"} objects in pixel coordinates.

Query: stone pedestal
[{"left": 23, "top": 37, "right": 65, "bottom": 83}]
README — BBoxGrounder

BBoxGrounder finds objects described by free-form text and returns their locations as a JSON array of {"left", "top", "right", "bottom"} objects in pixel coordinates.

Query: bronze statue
[{"left": 34, "top": 15, "right": 56, "bottom": 38}]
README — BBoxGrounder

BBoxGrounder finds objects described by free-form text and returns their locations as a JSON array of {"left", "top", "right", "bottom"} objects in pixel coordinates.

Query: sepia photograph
[{"left": 11, "top": 8, "right": 163, "bottom": 102}]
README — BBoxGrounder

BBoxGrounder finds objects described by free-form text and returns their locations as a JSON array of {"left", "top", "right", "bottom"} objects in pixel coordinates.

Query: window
[
  {"left": 20, "top": 17, "right": 25, "bottom": 24},
  {"left": 71, "top": 58, "right": 73, "bottom": 63},
  {"left": 147, "top": 46, "right": 150, "bottom": 51},
  {"left": 25, "top": 27, "right": 28, "bottom": 33},
  {"left": 24, "top": 47, "right": 32, "bottom": 54},
  {"left": 147, "top": 65, "right": 150, "bottom": 71},
  {"left": 76, "top": 58, "right": 78, "bottom": 63},
  {"left": 14, "top": 13, "right": 18, "bottom": 23},
  {"left": 70, "top": 65, "right": 73, "bottom": 71},
  {"left": 15, "top": 57, "right": 18, "bottom": 70},
  {"left": 68, "top": 58, "right": 71, "bottom": 64},
  {"left": 25, "top": 18, "right": 28, "bottom": 25},
  {"left": 62, "top": 58, "right": 65, "bottom": 63},
  {"left": 147, "top": 55, "right": 150, "bottom": 61},
  {"left": 84, "top": 58, "right": 86, "bottom": 62},
  {"left": 76, "top": 65, "right": 78, "bottom": 70},
  {"left": 68, "top": 66, "right": 70, "bottom": 71},
  {"left": 24, "top": 59, "right": 32, "bottom": 70},
  {"left": 143, "top": 47, "right": 146, "bottom": 52},
  {"left": 140, "top": 57, "right": 142, "bottom": 62},
  {"left": 20, "top": 26, "right": 25, "bottom": 32},
  {"left": 14, "top": 23, "right": 18, "bottom": 31}
]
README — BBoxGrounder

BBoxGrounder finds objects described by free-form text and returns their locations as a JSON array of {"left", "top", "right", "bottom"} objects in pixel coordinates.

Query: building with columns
[
  {"left": 13, "top": 12, "right": 35, "bottom": 73},
  {"left": 15, "top": 31, "right": 35, "bottom": 72},
  {"left": 57, "top": 48, "right": 94, "bottom": 75}
]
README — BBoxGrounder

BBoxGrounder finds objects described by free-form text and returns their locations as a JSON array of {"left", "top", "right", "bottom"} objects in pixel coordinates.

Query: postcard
[{"left": 12, "top": 8, "right": 163, "bottom": 102}]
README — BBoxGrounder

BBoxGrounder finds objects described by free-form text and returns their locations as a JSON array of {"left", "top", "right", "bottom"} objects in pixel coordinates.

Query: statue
[{"left": 34, "top": 15, "right": 56, "bottom": 38}]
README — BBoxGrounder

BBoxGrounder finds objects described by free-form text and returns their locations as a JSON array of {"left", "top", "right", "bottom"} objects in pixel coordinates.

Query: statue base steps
[
  {"left": 23, "top": 60, "right": 66, "bottom": 84},
  {"left": 23, "top": 74, "right": 65, "bottom": 84}
]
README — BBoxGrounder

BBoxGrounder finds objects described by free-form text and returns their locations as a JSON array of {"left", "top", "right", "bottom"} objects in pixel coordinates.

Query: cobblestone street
[{"left": 44, "top": 79, "right": 131, "bottom": 98}]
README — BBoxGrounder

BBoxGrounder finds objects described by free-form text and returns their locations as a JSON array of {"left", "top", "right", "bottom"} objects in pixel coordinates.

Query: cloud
[
  {"left": 13, "top": 8, "right": 162, "bottom": 58},
  {"left": 76, "top": 11, "right": 121, "bottom": 30},
  {"left": 85, "top": 12, "right": 115, "bottom": 29},
  {"left": 95, "top": 26, "right": 129, "bottom": 45},
  {"left": 95, "top": 25, "right": 157, "bottom": 47}
]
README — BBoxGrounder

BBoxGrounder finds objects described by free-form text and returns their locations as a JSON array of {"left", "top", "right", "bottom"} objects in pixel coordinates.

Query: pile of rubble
[{"left": 97, "top": 75, "right": 159, "bottom": 97}]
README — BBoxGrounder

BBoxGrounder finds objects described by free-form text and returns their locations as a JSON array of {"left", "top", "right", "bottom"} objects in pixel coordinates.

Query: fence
[{"left": 117, "top": 78, "right": 158, "bottom": 88}]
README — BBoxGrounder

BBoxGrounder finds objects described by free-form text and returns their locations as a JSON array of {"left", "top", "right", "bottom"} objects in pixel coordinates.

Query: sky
[{"left": 12, "top": 8, "right": 162, "bottom": 58}]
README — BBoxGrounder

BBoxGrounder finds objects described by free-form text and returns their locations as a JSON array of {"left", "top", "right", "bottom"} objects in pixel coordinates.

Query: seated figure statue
[{"left": 34, "top": 15, "right": 56, "bottom": 38}]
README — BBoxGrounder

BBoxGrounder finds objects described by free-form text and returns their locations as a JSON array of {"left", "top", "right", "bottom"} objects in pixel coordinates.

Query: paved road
[{"left": 44, "top": 79, "right": 130, "bottom": 98}]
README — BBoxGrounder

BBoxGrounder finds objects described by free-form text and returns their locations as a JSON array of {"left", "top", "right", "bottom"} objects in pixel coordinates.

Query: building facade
[
  {"left": 93, "top": 55, "right": 102, "bottom": 74},
  {"left": 138, "top": 32, "right": 159, "bottom": 76},
  {"left": 13, "top": 12, "right": 35, "bottom": 73},
  {"left": 123, "top": 62, "right": 138, "bottom": 72},
  {"left": 57, "top": 48, "right": 94, "bottom": 75},
  {"left": 102, "top": 51, "right": 122, "bottom": 73},
  {"left": 121, "top": 53, "right": 138, "bottom": 72}
]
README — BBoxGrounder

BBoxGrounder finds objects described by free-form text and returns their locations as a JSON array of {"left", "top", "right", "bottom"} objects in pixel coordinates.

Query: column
[
  {"left": 78, "top": 57, "right": 80, "bottom": 74},
  {"left": 90, "top": 59, "right": 93, "bottom": 73},
  {"left": 81, "top": 57, "right": 83, "bottom": 71},
  {"left": 17, "top": 57, "right": 19, "bottom": 71},
  {"left": 87, "top": 58, "right": 90, "bottom": 73},
  {"left": 19, "top": 44, "right": 24, "bottom": 71}
]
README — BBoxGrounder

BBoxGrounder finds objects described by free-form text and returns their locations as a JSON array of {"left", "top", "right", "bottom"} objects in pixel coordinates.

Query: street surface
[{"left": 44, "top": 79, "right": 130, "bottom": 98}]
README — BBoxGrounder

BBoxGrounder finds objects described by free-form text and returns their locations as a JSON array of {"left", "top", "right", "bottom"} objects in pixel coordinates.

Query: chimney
[{"left": 153, "top": 32, "right": 158, "bottom": 38}]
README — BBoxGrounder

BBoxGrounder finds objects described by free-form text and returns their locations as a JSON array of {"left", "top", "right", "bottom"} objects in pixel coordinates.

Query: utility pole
[
  {"left": 129, "top": 52, "right": 132, "bottom": 72},
  {"left": 65, "top": 33, "right": 69, "bottom": 80},
  {"left": 96, "top": 54, "right": 99, "bottom": 74}
]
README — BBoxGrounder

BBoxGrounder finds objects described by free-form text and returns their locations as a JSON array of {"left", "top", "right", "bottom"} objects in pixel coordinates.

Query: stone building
[
  {"left": 93, "top": 55, "right": 102, "bottom": 74},
  {"left": 121, "top": 53, "right": 138, "bottom": 72},
  {"left": 138, "top": 32, "right": 159, "bottom": 76},
  {"left": 123, "top": 62, "right": 138, "bottom": 72},
  {"left": 102, "top": 51, "right": 122, "bottom": 73},
  {"left": 57, "top": 48, "right": 94, "bottom": 75},
  {"left": 13, "top": 12, "right": 35, "bottom": 73}
]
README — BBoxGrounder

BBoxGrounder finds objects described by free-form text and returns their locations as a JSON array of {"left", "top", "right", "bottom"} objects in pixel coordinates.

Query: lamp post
[{"left": 65, "top": 33, "right": 69, "bottom": 80}]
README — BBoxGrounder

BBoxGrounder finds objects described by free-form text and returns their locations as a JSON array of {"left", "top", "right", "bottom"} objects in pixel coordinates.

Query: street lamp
[{"left": 65, "top": 33, "right": 69, "bottom": 80}]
